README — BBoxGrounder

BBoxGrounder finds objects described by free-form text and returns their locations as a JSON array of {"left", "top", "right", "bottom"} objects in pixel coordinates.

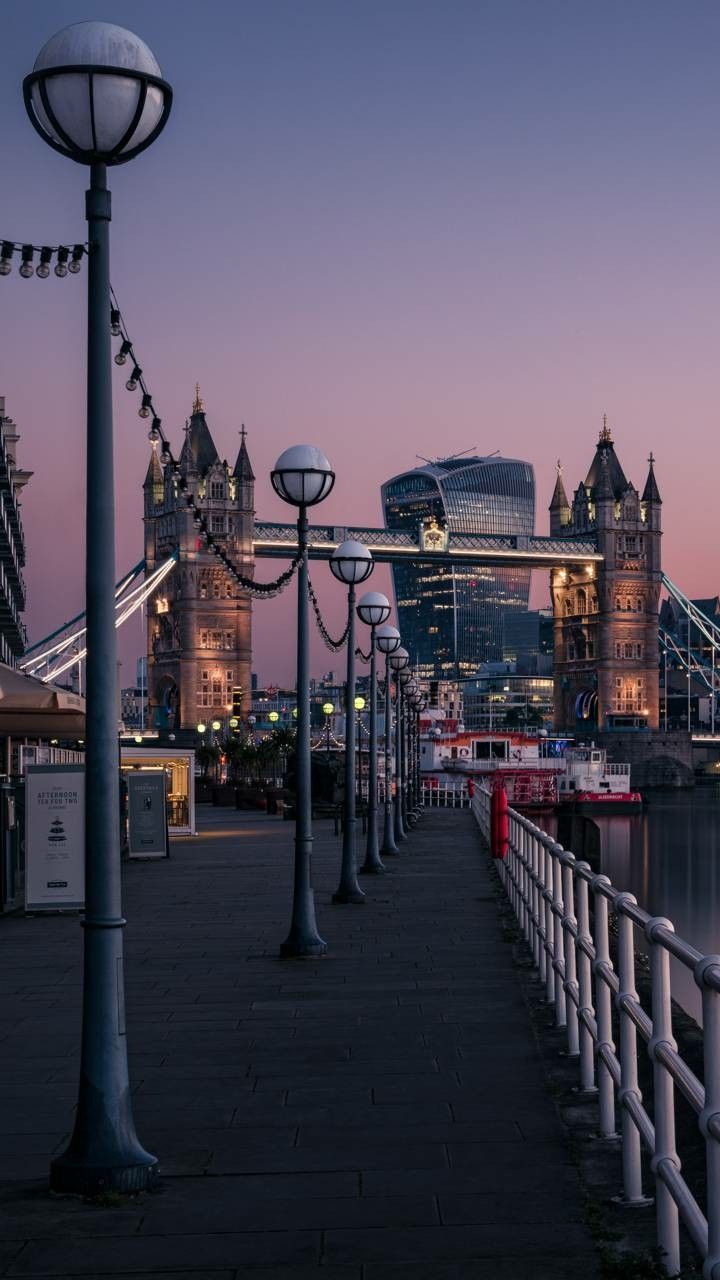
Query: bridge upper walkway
[
  {"left": 0, "top": 808, "right": 599, "bottom": 1278},
  {"left": 254, "top": 520, "right": 602, "bottom": 567}
]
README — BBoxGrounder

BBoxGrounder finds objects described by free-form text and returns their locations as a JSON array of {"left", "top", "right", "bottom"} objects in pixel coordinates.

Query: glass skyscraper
[{"left": 381, "top": 456, "right": 535, "bottom": 678}]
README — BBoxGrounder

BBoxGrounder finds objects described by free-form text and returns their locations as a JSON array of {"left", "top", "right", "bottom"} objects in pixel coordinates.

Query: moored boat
[{"left": 556, "top": 746, "right": 642, "bottom": 813}]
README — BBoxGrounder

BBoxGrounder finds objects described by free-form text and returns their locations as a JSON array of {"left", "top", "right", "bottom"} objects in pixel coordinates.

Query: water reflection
[{"left": 549, "top": 785, "right": 720, "bottom": 1024}]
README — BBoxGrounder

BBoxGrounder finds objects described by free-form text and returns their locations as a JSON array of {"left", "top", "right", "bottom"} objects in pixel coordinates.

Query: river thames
[{"left": 548, "top": 784, "right": 720, "bottom": 1024}]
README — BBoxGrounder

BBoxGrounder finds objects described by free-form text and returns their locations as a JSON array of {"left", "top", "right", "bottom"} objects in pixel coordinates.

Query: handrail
[{"left": 472, "top": 785, "right": 718, "bottom": 1277}]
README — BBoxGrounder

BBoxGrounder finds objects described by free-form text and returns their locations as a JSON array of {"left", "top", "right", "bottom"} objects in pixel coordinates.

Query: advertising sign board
[
  {"left": 127, "top": 770, "right": 168, "bottom": 858},
  {"left": 25, "top": 765, "right": 85, "bottom": 911}
]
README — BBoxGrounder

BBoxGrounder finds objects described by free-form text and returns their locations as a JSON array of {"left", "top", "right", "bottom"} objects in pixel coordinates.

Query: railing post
[
  {"left": 535, "top": 829, "right": 547, "bottom": 985},
  {"left": 575, "top": 863, "right": 597, "bottom": 1095},
  {"left": 696, "top": 956, "right": 720, "bottom": 1280},
  {"left": 646, "top": 916, "right": 681, "bottom": 1276},
  {"left": 551, "top": 842, "right": 567, "bottom": 1029},
  {"left": 520, "top": 821, "right": 531, "bottom": 944},
  {"left": 592, "top": 875, "right": 618, "bottom": 1139},
  {"left": 543, "top": 838, "right": 556, "bottom": 1006},
  {"left": 615, "top": 892, "right": 650, "bottom": 1207},
  {"left": 531, "top": 828, "right": 542, "bottom": 973},
  {"left": 560, "top": 851, "right": 579, "bottom": 1057},
  {"left": 509, "top": 816, "right": 518, "bottom": 919}
]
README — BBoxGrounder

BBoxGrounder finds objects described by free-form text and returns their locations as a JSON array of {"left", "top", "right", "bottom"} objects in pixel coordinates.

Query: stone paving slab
[{"left": 0, "top": 808, "right": 599, "bottom": 1277}]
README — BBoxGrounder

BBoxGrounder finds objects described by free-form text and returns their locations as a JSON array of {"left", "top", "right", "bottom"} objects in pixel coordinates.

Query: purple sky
[{"left": 2, "top": 1, "right": 720, "bottom": 685}]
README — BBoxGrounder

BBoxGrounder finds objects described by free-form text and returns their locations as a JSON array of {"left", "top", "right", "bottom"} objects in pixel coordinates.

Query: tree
[{"left": 196, "top": 742, "right": 221, "bottom": 782}]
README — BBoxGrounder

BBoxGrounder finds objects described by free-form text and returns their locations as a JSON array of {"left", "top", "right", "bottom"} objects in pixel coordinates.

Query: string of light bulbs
[
  {"left": 109, "top": 288, "right": 302, "bottom": 600},
  {"left": 0, "top": 237, "right": 86, "bottom": 277}
]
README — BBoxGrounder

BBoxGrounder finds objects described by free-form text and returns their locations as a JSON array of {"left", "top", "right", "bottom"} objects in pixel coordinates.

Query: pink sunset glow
[{"left": 2, "top": 2, "right": 720, "bottom": 685}]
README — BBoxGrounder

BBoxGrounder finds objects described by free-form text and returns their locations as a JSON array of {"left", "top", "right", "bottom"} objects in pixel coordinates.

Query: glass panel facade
[{"left": 381, "top": 457, "right": 535, "bottom": 677}]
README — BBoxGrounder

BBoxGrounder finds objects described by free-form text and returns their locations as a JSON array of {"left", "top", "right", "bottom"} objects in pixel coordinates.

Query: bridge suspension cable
[{"left": 22, "top": 554, "right": 177, "bottom": 684}]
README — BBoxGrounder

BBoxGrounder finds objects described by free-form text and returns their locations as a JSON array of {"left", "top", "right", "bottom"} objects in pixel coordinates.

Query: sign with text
[
  {"left": 25, "top": 765, "right": 85, "bottom": 911},
  {"left": 127, "top": 770, "right": 168, "bottom": 858}
]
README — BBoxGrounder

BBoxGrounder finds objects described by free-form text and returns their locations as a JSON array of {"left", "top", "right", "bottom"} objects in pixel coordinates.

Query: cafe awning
[{"left": 0, "top": 663, "right": 86, "bottom": 736}]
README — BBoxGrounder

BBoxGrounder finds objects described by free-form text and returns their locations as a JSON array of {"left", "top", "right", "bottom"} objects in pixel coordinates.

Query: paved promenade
[{"left": 0, "top": 808, "right": 600, "bottom": 1278}]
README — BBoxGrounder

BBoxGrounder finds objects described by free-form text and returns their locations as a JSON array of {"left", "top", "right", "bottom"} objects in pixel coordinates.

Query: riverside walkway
[{"left": 0, "top": 809, "right": 600, "bottom": 1278}]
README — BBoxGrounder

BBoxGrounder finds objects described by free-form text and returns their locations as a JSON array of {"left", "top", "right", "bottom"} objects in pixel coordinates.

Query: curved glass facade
[{"left": 381, "top": 457, "right": 535, "bottom": 678}]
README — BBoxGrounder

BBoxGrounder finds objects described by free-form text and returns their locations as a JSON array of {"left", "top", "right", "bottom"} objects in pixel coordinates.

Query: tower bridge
[
  {"left": 22, "top": 398, "right": 708, "bottom": 751},
  {"left": 253, "top": 521, "right": 602, "bottom": 569}
]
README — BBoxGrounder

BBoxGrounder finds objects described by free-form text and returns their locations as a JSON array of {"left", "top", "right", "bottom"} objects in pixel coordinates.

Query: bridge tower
[
  {"left": 550, "top": 421, "right": 662, "bottom": 732},
  {"left": 143, "top": 387, "right": 254, "bottom": 735}
]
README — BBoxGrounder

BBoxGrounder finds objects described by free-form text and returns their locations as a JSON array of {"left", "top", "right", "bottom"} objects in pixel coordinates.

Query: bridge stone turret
[
  {"left": 143, "top": 387, "right": 254, "bottom": 735},
  {"left": 550, "top": 420, "right": 662, "bottom": 733}
]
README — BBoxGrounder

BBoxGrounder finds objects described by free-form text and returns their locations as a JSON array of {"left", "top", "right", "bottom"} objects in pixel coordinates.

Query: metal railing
[
  {"left": 421, "top": 782, "right": 470, "bottom": 807},
  {"left": 472, "top": 785, "right": 720, "bottom": 1278}
]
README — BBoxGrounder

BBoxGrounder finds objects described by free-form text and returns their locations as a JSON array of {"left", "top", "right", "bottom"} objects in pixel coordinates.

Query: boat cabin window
[
  {"left": 473, "top": 740, "right": 508, "bottom": 761},
  {"left": 591, "top": 751, "right": 601, "bottom": 762}
]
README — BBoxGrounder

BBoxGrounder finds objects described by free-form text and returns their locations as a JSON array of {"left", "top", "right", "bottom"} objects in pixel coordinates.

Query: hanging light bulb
[
  {"left": 19, "top": 245, "right": 34, "bottom": 278},
  {"left": 114, "top": 340, "right": 132, "bottom": 366},
  {"left": 68, "top": 244, "right": 84, "bottom": 274},
  {"left": 54, "top": 246, "right": 69, "bottom": 277},
  {"left": 139, "top": 393, "right": 152, "bottom": 419},
  {"left": 0, "top": 243, "right": 14, "bottom": 276},
  {"left": 125, "top": 365, "right": 142, "bottom": 391},
  {"left": 110, "top": 308, "right": 121, "bottom": 337},
  {"left": 36, "top": 247, "right": 52, "bottom": 278}
]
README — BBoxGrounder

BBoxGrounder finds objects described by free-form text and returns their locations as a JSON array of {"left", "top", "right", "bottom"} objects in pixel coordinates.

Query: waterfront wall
[{"left": 599, "top": 729, "right": 694, "bottom": 789}]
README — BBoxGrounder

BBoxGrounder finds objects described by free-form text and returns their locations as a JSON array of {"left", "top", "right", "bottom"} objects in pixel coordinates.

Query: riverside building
[{"left": 381, "top": 455, "right": 535, "bottom": 679}]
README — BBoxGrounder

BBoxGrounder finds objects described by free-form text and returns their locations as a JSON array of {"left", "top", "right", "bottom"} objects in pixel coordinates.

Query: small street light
[
  {"left": 376, "top": 625, "right": 401, "bottom": 855},
  {"left": 271, "top": 445, "right": 334, "bottom": 956},
  {"left": 389, "top": 648, "right": 410, "bottom": 844},
  {"left": 357, "top": 592, "right": 391, "bottom": 874},
  {"left": 322, "top": 702, "right": 334, "bottom": 761},
  {"left": 329, "top": 540, "right": 373, "bottom": 905},
  {"left": 24, "top": 19, "right": 172, "bottom": 1196}
]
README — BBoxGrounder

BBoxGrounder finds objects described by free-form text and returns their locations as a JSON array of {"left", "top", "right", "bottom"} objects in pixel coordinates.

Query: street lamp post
[
  {"left": 408, "top": 692, "right": 423, "bottom": 818},
  {"left": 322, "top": 702, "right": 334, "bottom": 761},
  {"left": 388, "top": 647, "right": 409, "bottom": 845},
  {"left": 397, "top": 668, "right": 413, "bottom": 835},
  {"left": 376, "top": 625, "right": 401, "bottom": 856},
  {"left": 329, "top": 540, "right": 373, "bottom": 904},
  {"left": 271, "top": 445, "right": 334, "bottom": 956},
  {"left": 403, "top": 679, "right": 419, "bottom": 825},
  {"left": 354, "top": 695, "right": 366, "bottom": 815},
  {"left": 357, "top": 593, "right": 391, "bottom": 874},
  {"left": 24, "top": 20, "right": 172, "bottom": 1196}
]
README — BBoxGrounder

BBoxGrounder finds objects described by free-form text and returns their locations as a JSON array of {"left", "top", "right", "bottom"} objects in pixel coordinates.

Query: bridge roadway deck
[{"left": 0, "top": 809, "right": 600, "bottom": 1279}]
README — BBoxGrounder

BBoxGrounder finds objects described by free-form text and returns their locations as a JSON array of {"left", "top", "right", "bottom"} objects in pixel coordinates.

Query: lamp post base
[
  {"left": 359, "top": 858, "right": 385, "bottom": 874},
  {"left": 50, "top": 1150, "right": 158, "bottom": 1198},
  {"left": 280, "top": 930, "right": 328, "bottom": 958},
  {"left": 332, "top": 886, "right": 366, "bottom": 904}
]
